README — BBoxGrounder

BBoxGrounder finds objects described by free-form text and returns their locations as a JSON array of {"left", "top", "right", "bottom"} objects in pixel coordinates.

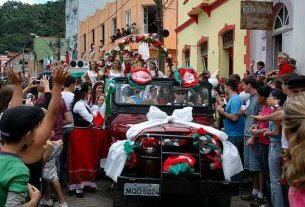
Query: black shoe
[
  {"left": 250, "top": 197, "right": 265, "bottom": 206},
  {"left": 241, "top": 193, "right": 256, "bottom": 201}
]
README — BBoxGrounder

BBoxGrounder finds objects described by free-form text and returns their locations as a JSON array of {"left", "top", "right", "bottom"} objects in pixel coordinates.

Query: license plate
[{"left": 124, "top": 183, "right": 160, "bottom": 196}]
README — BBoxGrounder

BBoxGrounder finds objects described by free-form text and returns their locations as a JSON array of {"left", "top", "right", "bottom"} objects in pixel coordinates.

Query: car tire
[
  {"left": 200, "top": 194, "right": 231, "bottom": 207},
  {"left": 113, "top": 186, "right": 127, "bottom": 207},
  {"left": 210, "top": 194, "right": 232, "bottom": 207}
]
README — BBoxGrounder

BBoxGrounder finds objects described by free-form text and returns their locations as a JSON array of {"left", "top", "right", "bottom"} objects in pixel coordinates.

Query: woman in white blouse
[
  {"left": 71, "top": 83, "right": 93, "bottom": 127},
  {"left": 81, "top": 61, "right": 102, "bottom": 86}
]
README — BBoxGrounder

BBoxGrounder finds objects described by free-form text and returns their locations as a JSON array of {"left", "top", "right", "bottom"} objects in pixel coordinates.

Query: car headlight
[
  {"left": 199, "top": 143, "right": 212, "bottom": 154},
  {"left": 140, "top": 137, "right": 159, "bottom": 154}
]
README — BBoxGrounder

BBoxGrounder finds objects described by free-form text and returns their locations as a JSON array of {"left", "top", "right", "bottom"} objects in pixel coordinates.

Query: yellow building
[{"left": 176, "top": 0, "right": 250, "bottom": 78}]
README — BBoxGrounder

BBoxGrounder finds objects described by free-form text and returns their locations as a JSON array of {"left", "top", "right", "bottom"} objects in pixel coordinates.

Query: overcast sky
[{"left": 0, "top": 0, "right": 56, "bottom": 5}]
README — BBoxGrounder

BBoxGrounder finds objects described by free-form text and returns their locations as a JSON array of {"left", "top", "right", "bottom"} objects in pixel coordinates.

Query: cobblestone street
[{"left": 64, "top": 178, "right": 249, "bottom": 207}]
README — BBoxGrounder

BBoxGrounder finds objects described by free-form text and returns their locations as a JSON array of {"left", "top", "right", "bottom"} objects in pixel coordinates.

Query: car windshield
[{"left": 114, "top": 83, "right": 210, "bottom": 107}]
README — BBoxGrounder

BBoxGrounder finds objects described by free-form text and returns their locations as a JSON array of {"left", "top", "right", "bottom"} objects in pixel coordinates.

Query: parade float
[{"left": 101, "top": 66, "right": 242, "bottom": 207}]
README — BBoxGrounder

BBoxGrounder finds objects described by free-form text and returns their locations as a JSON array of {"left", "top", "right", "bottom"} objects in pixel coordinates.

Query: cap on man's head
[
  {"left": 0, "top": 106, "right": 44, "bottom": 144},
  {"left": 288, "top": 75, "right": 305, "bottom": 89},
  {"left": 149, "top": 86, "right": 157, "bottom": 92}
]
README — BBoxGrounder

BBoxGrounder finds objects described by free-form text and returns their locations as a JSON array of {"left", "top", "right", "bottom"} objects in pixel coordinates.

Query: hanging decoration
[
  {"left": 102, "top": 34, "right": 174, "bottom": 71},
  {"left": 174, "top": 67, "right": 199, "bottom": 88},
  {"left": 126, "top": 68, "right": 152, "bottom": 89}
]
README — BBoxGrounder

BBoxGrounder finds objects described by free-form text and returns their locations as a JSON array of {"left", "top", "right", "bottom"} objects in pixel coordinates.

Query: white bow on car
[{"left": 126, "top": 106, "right": 228, "bottom": 141}]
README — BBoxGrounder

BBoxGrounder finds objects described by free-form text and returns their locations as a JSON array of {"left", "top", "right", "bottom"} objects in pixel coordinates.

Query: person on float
[
  {"left": 81, "top": 61, "right": 101, "bottom": 86},
  {"left": 157, "top": 85, "right": 174, "bottom": 105},
  {"left": 168, "top": 87, "right": 188, "bottom": 106},
  {"left": 148, "top": 60, "right": 166, "bottom": 78},
  {"left": 104, "top": 59, "right": 124, "bottom": 79},
  {"left": 122, "top": 86, "right": 142, "bottom": 104}
]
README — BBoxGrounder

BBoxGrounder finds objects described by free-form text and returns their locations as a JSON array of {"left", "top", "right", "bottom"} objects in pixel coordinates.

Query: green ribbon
[
  {"left": 105, "top": 79, "right": 117, "bottom": 117},
  {"left": 124, "top": 140, "right": 139, "bottom": 159},
  {"left": 168, "top": 163, "right": 195, "bottom": 175}
]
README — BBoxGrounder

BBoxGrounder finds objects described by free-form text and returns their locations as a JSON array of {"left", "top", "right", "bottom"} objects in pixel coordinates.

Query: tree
[{"left": 0, "top": 0, "right": 65, "bottom": 54}]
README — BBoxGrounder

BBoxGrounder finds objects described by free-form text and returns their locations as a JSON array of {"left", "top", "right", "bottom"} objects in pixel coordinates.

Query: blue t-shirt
[
  {"left": 269, "top": 121, "right": 282, "bottom": 142},
  {"left": 255, "top": 69, "right": 266, "bottom": 77},
  {"left": 224, "top": 94, "right": 245, "bottom": 137}
]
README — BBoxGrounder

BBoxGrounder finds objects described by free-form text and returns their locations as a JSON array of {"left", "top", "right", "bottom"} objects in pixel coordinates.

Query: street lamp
[{"left": 30, "top": 33, "right": 39, "bottom": 77}]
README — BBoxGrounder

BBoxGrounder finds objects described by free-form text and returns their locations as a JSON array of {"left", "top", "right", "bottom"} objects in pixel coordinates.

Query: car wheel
[
  {"left": 200, "top": 194, "right": 231, "bottom": 207},
  {"left": 113, "top": 186, "right": 127, "bottom": 207},
  {"left": 211, "top": 194, "right": 232, "bottom": 207}
]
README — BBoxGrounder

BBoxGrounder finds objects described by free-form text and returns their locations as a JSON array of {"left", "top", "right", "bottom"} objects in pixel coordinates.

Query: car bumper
[{"left": 117, "top": 176, "right": 239, "bottom": 198}]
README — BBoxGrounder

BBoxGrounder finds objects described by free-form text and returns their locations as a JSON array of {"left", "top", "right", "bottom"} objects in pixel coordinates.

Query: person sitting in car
[
  {"left": 168, "top": 87, "right": 188, "bottom": 106},
  {"left": 189, "top": 92, "right": 204, "bottom": 106},
  {"left": 122, "top": 86, "right": 142, "bottom": 104}
]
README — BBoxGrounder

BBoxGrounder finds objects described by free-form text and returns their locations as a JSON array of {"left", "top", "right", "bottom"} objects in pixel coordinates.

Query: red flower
[{"left": 196, "top": 128, "right": 207, "bottom": 136}]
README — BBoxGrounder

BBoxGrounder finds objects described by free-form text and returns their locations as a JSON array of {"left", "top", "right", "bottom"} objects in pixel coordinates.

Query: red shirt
[
  {"left": 279, "top": 62, "right": 294, "bottom": 76},
  {"left": 258, "top": 106, "right": 272, "bottom": 144}
]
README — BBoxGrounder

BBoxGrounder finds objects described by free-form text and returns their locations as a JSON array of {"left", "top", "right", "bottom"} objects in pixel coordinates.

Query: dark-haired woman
[{"left": 72, "top": 83, "right": 93, "bottom": 127}]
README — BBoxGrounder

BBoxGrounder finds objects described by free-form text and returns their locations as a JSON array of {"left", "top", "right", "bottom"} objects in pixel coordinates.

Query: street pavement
[{"left": 64, "top": 177, "right": 250, "bottom": 207}]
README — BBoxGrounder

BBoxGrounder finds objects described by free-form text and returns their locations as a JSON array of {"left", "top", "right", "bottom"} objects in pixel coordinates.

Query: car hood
[{"left": 111, "top": 114, "right": 195, "bottom": 139}]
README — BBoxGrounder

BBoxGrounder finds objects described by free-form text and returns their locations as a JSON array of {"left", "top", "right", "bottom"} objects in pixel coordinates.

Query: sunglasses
[{"left": 175, "top": 92, "right": 186, "bottom": 95}]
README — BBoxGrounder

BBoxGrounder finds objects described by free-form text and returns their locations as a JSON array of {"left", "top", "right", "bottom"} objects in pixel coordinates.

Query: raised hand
[
  {"left": 52, "top": 63, "right": 69, "bottom": 85},
  {"left": 7, "top": 67, "right": 22, "bottom": 85}
]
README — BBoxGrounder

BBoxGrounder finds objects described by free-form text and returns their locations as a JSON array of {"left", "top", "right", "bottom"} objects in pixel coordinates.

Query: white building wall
[
  {"left": 66, "top": 0, "right": 114, "bottom": 55},
  {"left": 292, "top": 0, "right": 305, "bottom": 74},
  {"left": 250, "top": 30, "right": 267, "bottom": 67},
  {"left": 249, "top": 0, "right": 305, "bottom": 73}
]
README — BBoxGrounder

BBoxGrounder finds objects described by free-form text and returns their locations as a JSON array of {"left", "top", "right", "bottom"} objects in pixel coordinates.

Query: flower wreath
[
  {"left": 102, "top": 34, "right": 173, "bottom": 71},
  {"left": 126, "top": 68, "right": 152, "bottom": 89},
  {"left": 174, "top": 67, "right": 199, "bottom": 88}
]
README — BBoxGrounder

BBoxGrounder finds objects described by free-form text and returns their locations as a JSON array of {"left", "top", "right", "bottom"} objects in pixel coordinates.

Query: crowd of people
[
  {"left": 209, "top": 52, "right": 305, "bottom": 207},
  {"left": 1, "top": 50, "right": 305, "bottom": 207},
  {"left": 110, "top": 22, "right": 138, "bottom": 43}
]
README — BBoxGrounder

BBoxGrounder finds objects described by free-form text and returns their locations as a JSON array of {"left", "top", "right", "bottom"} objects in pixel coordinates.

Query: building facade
[
  {"left": 78, "top": 0, "right": 177, "bottom": 69},
  {"left": 250, "top": 0, "right": 305, "bottom": 74},
  {"left": 176, "top": 0, "right": 249, "bottom": 77},
  {"left": 65, "top": 0, "right": 113, "bottom": 55},
  {"left": 33, "top": 36, "right": 67, "bottom": 74}
]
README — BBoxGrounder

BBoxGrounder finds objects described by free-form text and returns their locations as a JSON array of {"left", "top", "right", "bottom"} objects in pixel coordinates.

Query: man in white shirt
[{"left": 60, "top": 76, "right": 76, "bottom": 186}]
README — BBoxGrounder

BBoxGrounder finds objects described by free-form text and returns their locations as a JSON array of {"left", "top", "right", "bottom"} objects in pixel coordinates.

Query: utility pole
[
  {"left": 22, "top": 46, "right": 25, "bottom": 78},
  {"left": 57, "top": 34, "right": 61, "bottom": 61},
  {"left": 155, "top": 0, "right": 165, "bottom": 73}
]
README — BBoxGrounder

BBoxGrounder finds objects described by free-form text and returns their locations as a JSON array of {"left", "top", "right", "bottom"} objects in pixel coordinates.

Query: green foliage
[{"left": 0, "top": 0, "right": 65, "bottom": 53}]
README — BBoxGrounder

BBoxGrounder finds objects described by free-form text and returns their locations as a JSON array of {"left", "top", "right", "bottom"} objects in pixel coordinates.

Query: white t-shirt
[
  {"left": 61, "top": 91, "right": 74, "bottom": 128},
  {"left": 73, "top": 100, "right": 93, "bottom": 123}
]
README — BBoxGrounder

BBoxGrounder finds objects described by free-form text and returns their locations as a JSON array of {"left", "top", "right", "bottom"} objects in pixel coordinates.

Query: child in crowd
[
  {"left": 0, "top": 106, "right": 42, "bottom": 206},
  {"left": 40, "top": 140, "right": 67, "bottom": 207},
  {"left": 250, "top": 85, "right": 273, "bottom": 205}
]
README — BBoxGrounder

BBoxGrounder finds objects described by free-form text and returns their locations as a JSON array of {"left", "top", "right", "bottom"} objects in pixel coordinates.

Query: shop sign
[{"left": 240, "top": 1, "right": 273, "bottom": 30}]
